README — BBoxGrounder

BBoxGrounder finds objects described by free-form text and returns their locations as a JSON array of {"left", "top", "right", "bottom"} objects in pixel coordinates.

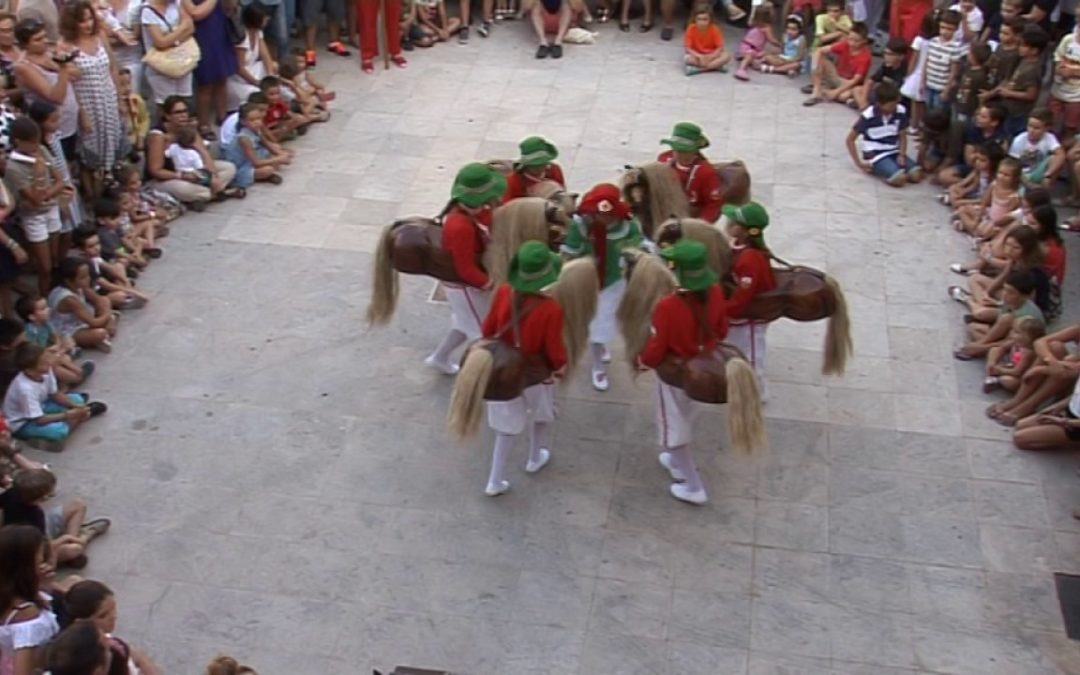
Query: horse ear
[{"left": 568, "top": 192, "right": 579, "bottom": 201}]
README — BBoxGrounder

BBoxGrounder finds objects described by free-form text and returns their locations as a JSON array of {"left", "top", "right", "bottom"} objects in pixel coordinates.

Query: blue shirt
[{"left": 853, "top": 104, "right": 909, "bottom": 164}]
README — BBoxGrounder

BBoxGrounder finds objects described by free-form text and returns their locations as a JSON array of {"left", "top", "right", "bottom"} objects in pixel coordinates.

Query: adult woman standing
[
  {"left": 145, "top": 95, "right": 238, "bottom": 207},
  {"left": 183, "top": 0, "right": 238, "bottom": 140},
  {"left": 0, "top": 14, "right": 22, "bottom": 98},
  {"left": 101, "top": 0, "right": 144, "bottom": 98},
  {"left": 59, "top": 1, "right": 123, "bottom": 196},
  {"left": 0, "top": 525, "right": 59, "bottom": 675},
  {"left": 13, "top": 18, "right": 80, "bottom": 162},
  {"left": 139, "top": 0, "right": 196, "bottom": 107}
]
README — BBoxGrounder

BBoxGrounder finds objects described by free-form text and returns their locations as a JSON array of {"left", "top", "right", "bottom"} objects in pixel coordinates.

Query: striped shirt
[
  {"left": 924, "top": 37, "right": 968, "bottom": 92},
  {"left": 852, "top": 104, "right": 910, "bottom": 164}
]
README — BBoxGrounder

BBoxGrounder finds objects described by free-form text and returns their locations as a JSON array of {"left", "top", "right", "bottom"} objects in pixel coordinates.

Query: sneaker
[
  {"left": 458, "top": 26, "right": 470, "bottom": 43},
  {"left": 658, "top": 452, "right": 687, "bottom": 482},
  {"left": 424, "top": 354, "right": 460, "bottom": 375},
  {"left": 305, "top": 49, "right": 316, "bottom": 68},
  {"left": 478, "top": 20, "right": 492, "bottom": 37},
  {"left": 327, "top": 41, "right": 350, "bottom": 57},
  {"left": 734, "top": 67, "right": 750, "bottom": 81},
  {"left": 591, "top": 369, "right": 609, "bottom": 392},
  {"left": 670, "top": 483, "right": 707, "bottom": 505},
  {"left": 550, "top": 44, "right": 563, "bottom": 58},
  {"left": 536, "top": 44, "right": 550, "bottom": 59},
  {"left": 79, "top": 361, "right": 95, "bottom": 381},
  {"left": 525, "top": 448, "right": 550, "bottom": 473},
  {"left": 79, "top": 517, "right": 111, "bottom": 541},
  {"left": 660, "top": 26, "right": 673, "bottom": 40},
  {"left": 949, "top": 263, "right": 968, "bottom": 275},
  {"left": 802, "top": 96, "right": 820, "bottom": 107},
  {"left": 685, "top": 65, "right": 702, "bottom": 76},
  {"left": 485, "top": 479, "right": 510, "bottom": 497},
  {"left": 800, "top": 83, "right": 814, "bottom": 94},
  {"left": 98, "top": 339, "right": 112, "bottom": 354},
  {"left": 87, "top": 401, "right": 108, "bottom": 417}
]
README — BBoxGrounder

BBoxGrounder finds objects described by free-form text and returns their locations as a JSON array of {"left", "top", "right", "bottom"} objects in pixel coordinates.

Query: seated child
[
  {"left": 953, "top": 156, "right": 1021, "bottom": 237},
  {"left": 1008, "top": 107, "right": 1066, "bottom": 190},
  {"left": 2, "top": 342, "right": 106, "bottom": 446},
  {"left": 684, "top": 6, "right": 731, "bottom": 76},
  {"left": 853, "top": 39, "right": 908, "bottom": 109},
  {"left": 955, "top": 269, "right": 1045, "bottom": 358},
  {"left": 940, "top": 141, "right": 1002, "bottom": 208},
  {"left": 0, "top": 467, "right": 109, "bottom": 567},
  {"left": 846, "top": 81, "right": 915, "bottom": 187},
  {"left": 401, "top": 0, "right": 437, "bottom": 49},
  {"left": 116, "top": 165, "right": 168, "bottom": 244},
  {"left": 14, "top": 296, "right": 91, "bottom": 387},
  {"left": 47, "top": 257, "right": 118, "bottom": 353},
  {"left": 810, "top": 0, "right": 852, "bottom": 51},
  {"left": 118, "top": 190, "right": 161, "bottom": 256},
  {"left": 803, "top": 22, "right": 873, "bottom": 106},
  {"left": 414, "top": 0, "right": 462, "bottom": 42},
  {"left": 260, "top": 76, "right": 314, "bottom": 142},
  {"left": 289, "top": 49, "right": 335, "bottom": 103},
  {"left": 734, "top": 6, "right": 779, "bottom": 81},
  {"left": 984, "top": 315, "right": 1044, "bottom": 392},
  {"left": 165, "top": 126, "right": 212, "bottom": 188},
  {"left": 95, "top": 197, "right": 149, "bottom": 271},
  {"left": 223, "top": 103, "right": 292, "bottom": 188},
  {"left": 910, "top": 107, "right": 952, "bottom": 181},
  {"left": 71, "top": 229, "right": 149, "bottom": 310},
  {"left": 277, "top": 61, "right": 330, "bottom": 122},
  {"left": 0, "top": 416, "right": 48, "bottom": 482},
  {"left": 757, "top": 14, "right": 806, "bottom": 77}
]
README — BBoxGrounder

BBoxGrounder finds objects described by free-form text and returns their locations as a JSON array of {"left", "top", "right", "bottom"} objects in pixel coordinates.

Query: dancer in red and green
[
  {"left": 657, "top": 122, "right": 725, "bottom": 223},
  {"left": 723, "top": 202, "right": 777, "bottom": 399},
  {"left": 503, "top": 136, "right": 567, "bottom": 203}
]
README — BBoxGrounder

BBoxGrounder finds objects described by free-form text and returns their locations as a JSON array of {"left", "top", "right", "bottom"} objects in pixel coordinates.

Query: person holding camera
[{"left": 12, "top": 18, "right": 80, "bottom": 162}]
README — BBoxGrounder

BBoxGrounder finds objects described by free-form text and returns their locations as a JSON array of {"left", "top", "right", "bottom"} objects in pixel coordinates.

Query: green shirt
[
  {"left": 1002, "top": 298, "right": 1045, "bottom": 328},
  {"left": 560, "top": 215, "right": 643, "bottom": 288}
]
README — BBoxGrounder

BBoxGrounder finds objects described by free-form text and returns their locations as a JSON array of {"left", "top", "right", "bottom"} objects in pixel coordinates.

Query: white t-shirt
[
  {"left": 219, "top": 112, "right": 239, "bottom": 147},
  {"left": 1009, "top": 132, "right": 1062, "bottom": 172},
  {"left": 3, "top": 369, "right": 57, "bottom": 428},
  {"left": 949, "top": 3, "right": 984, "bottom": 43},
  {"left": 139, "top": 1, "right": 181, "bottom": 51},
  {"left": 1053, "top": 32, "right": 1080, "bottom": 103},
  {"left": 165, "top": 143, "right": 204, "bottom": 172}
]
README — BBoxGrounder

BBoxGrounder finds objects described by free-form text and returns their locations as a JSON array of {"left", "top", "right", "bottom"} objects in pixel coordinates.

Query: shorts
[
  {"left": 925, "top": 88, "right": 947, "bottom": 111},
  {"left": 20, "top": 206, "right": 62, "bottom": 244},
  {"left": 486, "top": 382, "right": 556, "bottom": 436},
  {"left": 541, "top": 0, "right": 561, "bottom": 13},
  {"left": 13, "top": 395, "right": 86, "bottom": 444},
  {"left": 820, "top": 58, "right": 846, "bottom": 90},
  {"left": 870, "top": 154, "right": 918, "bottom": 182},
  {"left": 45, "top": 504, "right": 64, "bottom": 539},
  {"left": 301, "top": 0, "right": 344, "bottom": 24},
  {"left": 1050, "top": 96, "right": 1080, "bottom": 134}
]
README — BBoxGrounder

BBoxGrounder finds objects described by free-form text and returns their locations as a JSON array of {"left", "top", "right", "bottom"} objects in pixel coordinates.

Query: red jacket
[
  {"left": 442, "top": 206, "right": 490, "bottom": 288},
  {"left": 726, "top": 247, "right": 778, "bottom": 319},
  {"left": 657, "top": 151, "right": 724, "bottom": 223},
  {"left": 639, "top": 286, "right": 729, "bottom": 369},
  {"left": 482, "top": 284, "right": 567, "bottom": 371},
  {"left": 503, "top": 164, "right": 567, "bottom": 203}
]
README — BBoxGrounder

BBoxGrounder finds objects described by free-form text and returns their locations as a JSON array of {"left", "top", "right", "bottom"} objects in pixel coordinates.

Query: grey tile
[
  {"left": 587, "top": 578, "right": 671, "bottom": 640},
  {"left": 749, "top": 597, "right": 831, "bottom": 659}
]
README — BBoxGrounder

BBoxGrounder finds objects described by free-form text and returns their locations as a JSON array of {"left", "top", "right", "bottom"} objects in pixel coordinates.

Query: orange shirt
[{"left": 685, "top": 24, "right": 724, "bottom": 53}]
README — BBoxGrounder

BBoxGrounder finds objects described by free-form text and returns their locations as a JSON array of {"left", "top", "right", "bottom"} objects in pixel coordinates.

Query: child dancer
[
  {"left": 560, "top": 183, "right": 643, "bottom": 391},
  {"left": 735, "top": 5, "right": 780, "bottom": 81},
  {"left": 723, "top": 202, "right": 777, "bottom": 400},
  {"left": 683, "top": 6, "right": 731, "bottom": 76}
]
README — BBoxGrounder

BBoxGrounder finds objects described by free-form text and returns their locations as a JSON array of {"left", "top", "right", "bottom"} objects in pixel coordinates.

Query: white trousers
[
  {"left": 445, "top": 285, "right": 491, "bottom": 341},
  {"left": 656, "top": 380, "right": 699, "bottom": 448},
  {"left": 590, "top": 278, "right": 625, "bottom": 346},
  {"left": 487, "top": 383, "right": 556, "bottom": 436},
  {"left": 726, "top": 321, "right": 768, "bottom": 388}
]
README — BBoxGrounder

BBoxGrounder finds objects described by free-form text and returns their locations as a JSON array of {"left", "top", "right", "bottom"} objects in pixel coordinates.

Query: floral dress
[{"left": 72, "top": 39, "right": 124, "bottom": 171}]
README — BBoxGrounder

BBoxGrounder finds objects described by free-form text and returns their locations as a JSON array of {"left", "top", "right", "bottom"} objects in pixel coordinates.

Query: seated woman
[
  {"left": 522, "top": 0, "right": 578, "bottom": 59},
  {"left": 144, "top": 96, "right": 240, "bottom": 209},
  {"left": 990, "top": 321, "right": 1080, "bottom": 426}
]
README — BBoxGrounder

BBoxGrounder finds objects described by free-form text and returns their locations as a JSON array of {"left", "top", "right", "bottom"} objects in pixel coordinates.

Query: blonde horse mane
[
  {"left": 528, "top": 180, "right": 577, "bottom": 216},
  {"left": 822, "top": 275, "right": 853, "bottom": 375},
  {"left": 550, "top": 257, "right": 599, "bottom": 375},
  {"left": 365, "top": 224, "right": 399, "bottom": 326},
  {"left": 616, "top": 250, "right": 677, "bottom": 367},
  {"left": 446, "top": 346, "right": 494, "bottom": 440},
  {"left": 636, "top": 162, "right": 691, "bottom": 232},
  {"left": 487, "top": 198, "right": 554, "bottom": 287},
  {"left": 655, "top": 218, "right": 733, "bottom": 279}
]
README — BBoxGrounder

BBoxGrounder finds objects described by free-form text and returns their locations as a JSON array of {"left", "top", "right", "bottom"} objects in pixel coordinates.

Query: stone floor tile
[
  {"left": 973, "top": 480, "right": 1052, "bottom": 528},
  {"left": 752, "top": 548, "right": 830, "bottom": 603},
  {"left": 755, "top": 501, "right": 830, "bottom": 552},
  {"left": 577, "top": 632, "right": 671, "bottom": 675},
  {"left": 587, "top": 577, "right": 671, "bottom": 640},
  {"left": 749, "top": 597, "right": 832, "bottom": 660},
  {"left": 828, "top": 427, "right": 970, "bottom": 477},
  {"left": 979, "top": 524, "right": 1060, "bottom": 574},
  {"left": 828, "top": 606, "right": 916, "bottom": 669},
  {"left": 827, "top": 555, "right": 911, "bottom": 614}
]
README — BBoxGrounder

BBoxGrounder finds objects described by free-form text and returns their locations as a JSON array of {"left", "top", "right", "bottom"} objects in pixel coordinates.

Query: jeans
[
  {"left": 871, "top": 154, "right": 916, "bottom": 182},
  {"left": 14, "top": 395, "right": 87, "bottom": 442}
]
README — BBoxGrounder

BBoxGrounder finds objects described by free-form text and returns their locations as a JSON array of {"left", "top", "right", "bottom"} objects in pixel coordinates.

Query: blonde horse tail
[
  {"left": 552, "top": 257, "right": 600, "bottom": 374},
  {"left": 616, "top": 252, "right": 677, "bottom": 368},
  {"left": 725, "top": 357, "right": 766, "bottom": 456},
  {"left": 447, "top": 347, "right": 494, "bottom": 440},
  {"left": 365, "top": 224, "right": 399, "bottom": 326},
  {"left": 822, "top": 275, "right": 853, "bottom": 376}
]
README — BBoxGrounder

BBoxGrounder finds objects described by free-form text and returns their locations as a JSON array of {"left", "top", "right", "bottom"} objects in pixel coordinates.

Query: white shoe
[
  {"left": 591, "top": 369, "right": 610, "bottom": 392},
  {"left": 485, "top": 480, "right": 510, "bottom": 496},
  {"left": 670, "top": 483, "right": 707, "bottom": 505},
  {"left": 600, "top": 345, "right": 612, "bottom": 363},
  {"left": 424, "top": 354, "right": 460, "bottom": 375},
  {"left": 658, "top": 452, "right": 687, "bottom": 482},
  {"left": 526, "top": 448, "right": 550, "bottom": 473}
]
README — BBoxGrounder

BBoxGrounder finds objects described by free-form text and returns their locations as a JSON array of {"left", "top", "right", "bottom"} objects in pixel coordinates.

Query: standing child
[
  {"left": 2, "top": 343, "right": 106, "bottom": 446},
  {"left": 985, "top": 316, "right": 1044, "bottom": 392},
  {"left": 117, "top": 68, "right": 148, "bottom": 161},
  {"left": 954, "top": 156, "right": 1021, "bottom": 236},
  {"left": 723, "top": 202, "right": 777, "bottom": 399},
  {"left": 980, "top": 0, "right": 1021, "bottom": 45},
  {"left": 900, "top": 12, "right": 937, "bottom": 133},
  {"left": 759, "top": 15, "right": 807, "bottom": 77},
  {"left": 223, "top": 103, "right": 291, "bottom": 188},
  {"left": 985, "top": 16, "right": 1023, "bottom": 87},
  {"left": 953, "top": 42, "right": 992, "bottom": 128},
  {"left": 734, "top": 5, "right": 779, "bottom": 81},
  {"left": 920, "top": 9, "right": 967, "bottom": 112},
  {"left": 1009, "top": 108, "right": 1066, "bottom": 191},
  {"left": 1051, "top": 21, "right": 1080, "bottom": 141},
  {"left": 984, "top": 25, "right": 1048, "bottom": 138},
  {"left": 949, "top": 0, "right": 983, "bottom": 44},
  {"left": 854, "top": 36, "right": 908, "bottom": 109},
  {"left": 684, "top": 7, "right": 731, "bottom": 76}
]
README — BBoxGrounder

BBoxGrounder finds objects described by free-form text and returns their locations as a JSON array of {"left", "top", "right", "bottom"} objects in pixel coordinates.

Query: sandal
[
  {"left": 619, "top": 20, "right": 630, "bottom": 31},
  {"left": 986, "top": 402, "right": 1003, "bottom": 419},
  {"left": 639, "top": 21, "right": 653, "bottom": 32},
  {"left": 996, "top": 411, "right": 1020, "bottom": 427},
  {"left": 327, "top": 41, "right": 351, "bottom": 57},
  {"left": 79, "top": 517, "right": 111, "bottom": 541},
  {"left": 391, "top": 54, "right": 407, "bottom": 68},
  {"left": 949, "top": 263, "right": 968, "bottom": 275},
  {"left": 266, "top": 174, "right": 283, "bottom": 185},
  {"left": 952, "top": 348, "right": 974, "bottom": 361},
  {"left": 361, "top": 59, "right": 374, "bottom": 74},
  {"left": 198, "top": 126, "right": 217, "bottom": 142},
  {"left": 223, "top": 187, "right": 246, "bottom": 199},
  {"left": 947, "top": 285, "right": 970, "bottom": 303}
]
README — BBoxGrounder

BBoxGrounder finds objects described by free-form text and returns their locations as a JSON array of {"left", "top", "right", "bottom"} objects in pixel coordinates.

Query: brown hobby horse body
[{"left": 621, "top": 160, "right": 752, "bottom": 239}]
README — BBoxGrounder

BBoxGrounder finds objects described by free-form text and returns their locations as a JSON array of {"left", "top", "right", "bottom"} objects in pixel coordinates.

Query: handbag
[{"left": 140, "top": 5, "right": 201, "bottom": 78}]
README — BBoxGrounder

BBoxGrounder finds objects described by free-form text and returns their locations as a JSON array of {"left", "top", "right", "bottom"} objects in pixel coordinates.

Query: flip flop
[{"left": 952, "top": 348, "right": 974, "bottom": 361}]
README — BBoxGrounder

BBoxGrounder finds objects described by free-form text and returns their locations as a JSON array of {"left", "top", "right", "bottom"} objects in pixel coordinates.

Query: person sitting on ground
[
  {"left": 852, "top": 36, "right": 908, "bottom": 109},
  {"left": 48, "top": 257, "right": 118, "bottom": 353},
  {"left": 992, "top": 321, "right": 1080, "bottom": 426},
  {"left": 0, "top": 525, "right": 60, "bottom": 675},
  {"left": 936, "top": 103, "right": 1008, "bottom": 187},
  {"left": 44, "top": 620, "right": 111, "bottom": 675},
  {"left": 803, "top": 21, "right": 873, "bottom": 107},
  {"left": 276, "top": 61, "right": 329, "bottom": 122},
  {"left": 846, "top": 81, "right": 914, "bottom": 186},
  {"left": 70, "top": 229, "right": 149, "bottom": 311},
  {"left": 683, "top": 6, "right": 731, "bottom": 76},
  {"left": 94, "top": 197, "right": 149, "bottom": 272},
  {"left": 1012, "top": 371, "right": 1080, "bottom": 449},
  {"left": 206, "top": 655, "right": 259, "bottom": 675},
  {"left": 952, "top": 187, "right": 1051, "bottom": 276},
  {"left": 757, "top": 14, "right": 807, "bottom": 78},
  {"left": 2, "top": 343, "right": 107, "bottom": 448},
  {"left": 14, "top": 296, "right": 92, "bottom": 387},
  {"left": 223, "top": 102, "right": 291, "bottom": 188},
  {"left": 910, "top": 106, "right": 953, "bottom": 181},
  {"left": 951, "top": 224, "right": 1050, "bottom": 325},
  {"left": 952, "top": 155, "right": 1021, "bottom": 237},
  {"left": 117, "top": 190, "right": 162, "bottom": 259},
  {"left": 1009, "top": 107, "right": 1066, "bottom": 191},
  {"left": 164, "top": 126, "right": 212, "bottom": 190},
  {"left": 288, "top": 49, "right": 334, "bottom": 102},
  {"left": 413, "top": 0, "right": 461, "bottom": 44},
  {"left": 941, "top": 142, "right": 1002, "bottom": 209},
  {"left": 0, "top": 418, "right": 48, "bottom": 476},
  {"left": 0, "top": 468, "right": 109, "bottom": 567},
  {"left": 733, "top": 6, "right": 780, "bottom": 81},
  {"left": 64, "top": 580, "right": 161, "bottom": 675},
  {"left": 954, "top": 269, "right": 1045, "bottom": 358},
  {"left": 523, "top": 0, "right": 573, "bottom": 59},
  {"left": 259, "top": 76, "right": 313, "bottom": 142},
  {"left": 984, "top": 315, "right": 1044, "bottom": 393}
]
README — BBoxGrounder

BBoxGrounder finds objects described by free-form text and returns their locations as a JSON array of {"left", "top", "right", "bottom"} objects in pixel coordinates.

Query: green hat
[
  {"left": 517, "top": 136, "right": 559, "bottom": 168},
  {"left": 509, "top": 241, "right": 563, "bottom": 293},
  {"left": 661, "top": 122, "right": 710, "bottom": 153},
  {"left": 660, "top": 240, "right": 718, "bottom": 292},
  {"left": 722, "top": 202, "right": 769, "bottom": 246},
  {"left": 451, "top": 162, "right": 508, "bottom": 208}
]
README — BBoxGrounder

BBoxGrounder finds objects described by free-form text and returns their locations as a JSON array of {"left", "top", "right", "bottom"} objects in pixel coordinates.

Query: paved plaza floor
[{"left": 47, "top": 20, "right": 1080, "bottom": 675}]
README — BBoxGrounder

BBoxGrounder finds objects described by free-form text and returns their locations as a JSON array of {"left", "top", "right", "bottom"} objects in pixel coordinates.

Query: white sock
[
  {"left": 670, "top": 444, "right": 703, "bottom": 492},
  {"left": 529, "top": 420, "right": 552, "bottom": 466},
  {"left": 431, "top": 329, "right": 467, "bottom": 365},
  {"left": 488, "top": 432, "right": 515, "bottom": 488},
  {"left": 590, "top": 342, "right": 606, "bottom": 376}
]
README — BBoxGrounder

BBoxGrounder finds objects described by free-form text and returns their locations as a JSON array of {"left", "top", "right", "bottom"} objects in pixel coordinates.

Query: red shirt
[
  {"left": 503, "top": 164, "right": 567, "bottom": 203},
  {"left": 264, "top": 100, "right": 289, "bottom": 128},
  {"left": 1045, "top": 239, "right": 1066, "bottom": 286},
  {"left": 639, "top": 286, "right": 729, "bottom": 368},
  {"left": 441, "top": 206, "right": 490, "bottom": 288},
  {"left": 482, "top": 284, "right": 567, "bottom": 371},
  {"left": 726, "top": 247, "right": 778, "bottom": 319},
  {"left": 830, "top": 40, "right": 872, "bottom": 81},
  {"left": 657, "top": 151, "right": 725, "bottom": 223}
]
